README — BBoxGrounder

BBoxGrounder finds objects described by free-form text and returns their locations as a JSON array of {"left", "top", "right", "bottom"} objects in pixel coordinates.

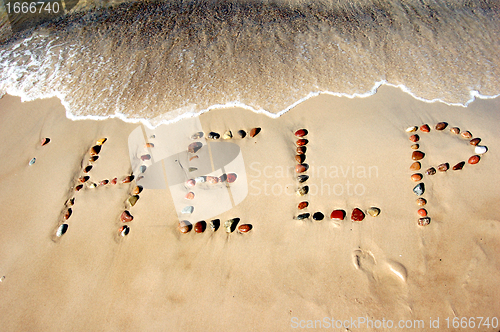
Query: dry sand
[{"left": 0, "top": 85, "right": 499, "bottom": 331}]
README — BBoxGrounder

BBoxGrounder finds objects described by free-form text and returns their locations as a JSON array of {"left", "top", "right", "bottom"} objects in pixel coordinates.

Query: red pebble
[
  {"left": 120, "top": 210, "right": 133, "bottom": 222},
  {"left": 238, "top": 224, "right": 252, "bottom": 233},
  {"left": 420, "top": 124, "right": 430, "bottom": 132},
  {"left": 295, "top": 164, "right": 308, "bottom": 173},
  {"left": 418, "top": 208, "right": 427, "bottom": 217},
  {"left": 194, "top": 221, "right": 205, "bottom": 233},
  {"left": 294, "top": 129, "right": 308, "bottom": 137},
  {"left": 409, "top": 134, "right": 419, "bottom": 142},
  {"left": 351, "top": 208, "right": 365, "bottom": 222},
  {"left": 110, "top": 178, "right": 117, "bottom": 185},
  {"left": 227, "top": 173, "right": 237, "bottom": 183},
  {"left": 296, "top": 139, "right": 308, "bottom": 146},
  {"left": 468, "top": 155, "right": 480, "bottom": 164},
  {"left": 330, "top": 209, "right": 346, "bottom": 221}
]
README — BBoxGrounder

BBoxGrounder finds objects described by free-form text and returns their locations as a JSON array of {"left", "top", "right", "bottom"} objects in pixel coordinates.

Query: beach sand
[{"left": 0, "top": 85, "right": 499, "bottom": 331}]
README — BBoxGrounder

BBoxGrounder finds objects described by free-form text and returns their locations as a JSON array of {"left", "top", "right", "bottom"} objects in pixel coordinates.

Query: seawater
[{"left": 0, "top": 0, "right": 499, "bottom": 127}]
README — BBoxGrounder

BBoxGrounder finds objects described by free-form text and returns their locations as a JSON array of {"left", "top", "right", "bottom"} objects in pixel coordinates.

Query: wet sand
[{"left": 0, "top": 85, "right": 499, "bottom": 331}]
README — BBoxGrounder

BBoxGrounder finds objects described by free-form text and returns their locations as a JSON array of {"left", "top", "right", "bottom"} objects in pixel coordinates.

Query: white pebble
[{"left": 475, "top": 145, "right": 488, "bottom": 154}]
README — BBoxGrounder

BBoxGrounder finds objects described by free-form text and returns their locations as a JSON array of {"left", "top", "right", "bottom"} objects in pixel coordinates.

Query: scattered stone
[
  {"left": 195, "top": 176, "right": 206, "bottom": 183},
  {"left": 219, "top": 174, "right": 227, "bottom": 182},
  {"left": 208, "top": 132, "right": 220, "bottom": 139},
  {"left": 185, "top": 192, "right": 195, "bottom": 200},
  {"left": 297, "top": 175, "right": 309, "bottom": 183},
  {"left": 181, "top": 206, "right": 194, "bottom": 214},
  {"left": 140, "top": 165, "right": 148, "bottom": 173},
  {"left": 150, "top": 134, "right": 156, "bottom": 139},
  {"left": 89, "top": 156, "right": 99, "bottom": 163},
  {"left": 296, "top": 146, "right": 307, "bottom": 154},
  {"left": 209, "top": 219, "right": 220, "bottom": 231},
  {"left": 295, "top": 164, "right": 308, "bottom": 173},
  {"left": 249, "top": 127, "right": 261, "bottom": 137},
  {"left": 295, "top": 155, "right": 305, "bottom": 163},
  {"left": 406, "top": 126, "right": 418, "bottom": 133},
  {"left": 65, "top": 198, "right": 75, "bottom": 206},
  {"left": 90, "top": 145, "right": 101, "bottom": 156},
  {"left": 413, "top": 183, "right": 425, "bottom": 196},
  {"left": 411, "top": 144, "right": 419, "bottom": 150},
  {"left": 330, "top": 209, "right": 346, "bottom": 221},
  {"left": 132, "top": 185, "right": 143, "bottom": 195},
  {"left": 418, "top": 217, "right": 431, "bottom": 226},
  {"left": 122, "top": 175, "right": 134, "bottom": 183},
  {"left": 188, "top": 142, "right": 203, "bottom": 153},
  {"left": 418, "top": 208, "right": 427, "bottom": 217},
  {"left": 96, "top": 138, "right": 107, "bottom": 145},
  {"left": 29, "top": 157, "right": 36, "bottom": 165},
  {"left": 298, "top": 201, "right": 308, "bottom": 209},
  {"left": 110, "top": 178, "right": 117, "bottom": 185},
  {"left": 189, "top": 155, "right": 199, "bottom": 161},
  {"left": 468, "top": 155, "right": 480, "bottom": 164},
  {"left": 461, "top": 131, "right": 472, "bottom": 139},
  {"left": 56, "top": 224, "right": 68, "bottom": 237},
  {"left": 412, "top": 151, "right": 425, "bottom": 160},
  {"left": 41, "top": 138, "right": 50, "bottom": 146},
  {"left": 128, "top": 195, "right": 139, "bottom": 207},
  {"left": 227, "top": 173, "right": 237, "bottom": 183},
  {"left": 84, "top": 165, "right": 93, "bottom": 173},
  {"left": 296, "top": 139, "right": 308, "bottom": 146},
  {"left": 438, "top": 163, "right": 449, "bottom": 172},
  {"left": 207, "top": 176, "right": 219, "bottom": 184},
  {"left": 186, "top": 179, "right": 196, "bottom": 187},
  {"left": 238, "top": 224, "right": 252, "bottom": 233},
  {"left": 295, "top": 213, "right": 310, "bottom": 220},
  {"left": 119, "top": 225, "right": 130, "bottom": 237},
  {"left": 75, "top": 184, "right": 83, "bottom": 191},
  {"left": 426, "top": 167, "right": 436, "bottom": 175},
  {"left": 313, "top": 212, "right": 324, "bottom": 221},
  {"left": 223, "top": 131, "right": 233, "bottom": 139},
  {"left": 224, "top": 218, "right": 237, "bottom": 232},
  {"left": 120, "top": 210, "right": 133, "bottom": 222},
  {"left": 416, "top": 198, "right": 427, "bottom": 206},
  {"left": 194, "top": 221, "right": 206, "bottom": 233},
  {"left": 296, "top": 186, "right": 309, "bottom": 196},
  {"left": 191, "top": 132, "right": 204, "bottom": 139},
  {"left": 351, "top": 208, "right": 365, "bottom": 222},
  {"left": 178, "top": 220, "right": 192, "bottom": 233},
  {"left": 435, "top": 122, "right": 447, "bottom": 130},
  {"left": 410, "top": 162, "right": 421, "bottom": 171},
  {"left": 420, "top": 124, "right": 430, "bottom": 132},
  {"left": 78, "top": 176, "right": 90, "bottom": 183},
  {"left": 294, "top": 129, "right": 308, "bottom": 137},
  {"left": 411, "top": 173, "right": 422, "bottom": 182},
  {"left": 88, "top": 182, "right": 97, "bottom": 188},
  {"left": 409, "top": 134, "right": 419, "bottom": 142},
  {"left": 99, "top": 180, "right": 109, "bottom": 186},
  {"left": 469, "top": 138, "right": 481, "bottom": 146},
  {"left": 450, "top": 127, "right": 460, "bottom": 135},
  {"left": 140, "top": 154, "right": 151, "bottom": 161},
  {"left": 452, "top": 161, "right": 465, "bottom": 170},
  {"left": 64, "top": 208, "right": 72, "bottom": 220},
  {"left": 145, "top": 143, "right": 154, "bottom": 148},
  {"left": 237, "top": 130, "right": 246, "bottom": 138},
  {"left": 475, "top": 146, "right": 487, "bottom": 154},
  {"left": 367, "top": 207, "right": 380, "bottom": 217}
]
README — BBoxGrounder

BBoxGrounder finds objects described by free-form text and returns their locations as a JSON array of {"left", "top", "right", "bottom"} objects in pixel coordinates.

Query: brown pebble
[
  {"left": 296, "top": 146, "right": 307, "bottom": 154},
  {"left": 89, "top": 145, "right": 101, "bottom": 156},
  {"left": 295, "top": 164, "right": 308, "bottom": 173},
  {"left": 450, "top": 127, "right": 460, "bottom": 135},
  {"left": 411, "top": 173, "right": 422, "bottom": 182},
  {"left": 65, "top": 197, "right": 75, "bottom": 206},
  {"left": 468, "top": 155, "right": 480, "bottom": 164},
  {"left": 296, "top": 139, "right": 308, "bottom": 146},
  {"left": 410, "top": 162, "right": 421, "bottom": 171},
  {"left": 238, "top": 224, "right": 252, "bottom": 233},
  {"left": 140, "top": 154, "right": 151, "bottom": 161},
  {"left": 188, "top": 142, "right": 203, "bottom": 153},
  {"left": 461, "top": 131, "right": 472, "bottom": 139},
  {"left": 295, "top": 155, "right": 305, "bottom": 163},
  {"left": 420, "top": 124, "right": 430, "bottom": 132},
  {"left": 120, "top": 210, "right": 133, "bottom": 222},
  {"left": 145, "top": 143, "right": 154, "bottom": 148},
  {"left": 178, "top": 220, "right": 192, "bottom": 233},
  {"left": 99, "top": 179, "right": 109, "bottom": 186},
  {"left": 412, "top": 151, "right": 425, "bottom": 160},
  {"left": 64, "top": 208, "right": 72, "bottom": 220},
  {"left": 418, "top": 217, "right": 431, "bottom": 226},
  {"left": 435, "top": 122, "right": 447, "bottom": 130},
  {"left": 122, "top": 175, "right": 134, "bottom": 183},
  {"left": 75, "top": 184, "right": 83, "bottom": 191},
  {"left": 110, "top": 178, "right": 117, "bottom": 185},
  {"left": 409, "top": 134, "right": 419, "bottom": 142},
  {"left": 185, "top": 192, "right": 195, "bottom": 200},
  {"left": 411, "top": 144, "right": 419, "bottom": 150},
  {"left": 249, "top": 127, "right": 261, "bottom": 137},
  {"left": 294, "top": 129, "right": 308, "bottom": 137},
  {"left": 194, "top": 221, "right": 206, "bottom": 233},
  {"left": 469, "top": 138, "right": 481, "bottom": 146},
  {"left": 89, "top": 156, "right": 99, "bottom": 163},
  {"left": 41, "top": 138, "right": 50, "bottom": 146},
  {"left": 426, "top": 167, "right": 436, "bottom": 175},
  {"left": 84, "top": 165, "right": 93, "bottom": 173},
  {"left": 132, "top": 185, "right": 143, "bottom": 195},
  {"left": 78, "top": 176, "right": 89, "bottom": 183},
  {"left": 298, "top": 201, "right": 308, "bottom": 210},
  {"left": 437, "top": 163, "right": 449, "bottom": 172},
  {"left": 452, "top": 161, "right": 465, "bottom": 170},
  {"left": 416, "top": 198, "right": 427, "bottom": 206}
]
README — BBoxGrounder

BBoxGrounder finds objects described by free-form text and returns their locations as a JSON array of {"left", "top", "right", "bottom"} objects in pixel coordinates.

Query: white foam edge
[{"left": 1, "top": 80, "right": 499, "bottom": 129}]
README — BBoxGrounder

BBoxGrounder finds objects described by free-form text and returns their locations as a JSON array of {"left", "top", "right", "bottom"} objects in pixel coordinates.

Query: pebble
[
  {"left": 435, "top": 122, "right": 447, "bottom": 130},
  {"left": 194, "top": 221, "right": 205, "bottom": 233},
  {"left": 75, "top": 184, "right": 83, "bottom": 191},
  {"left": 64, "top": 208, "right": 72, "bottom": 220},
  {"left": 426, "top": 167, "right": 436, "bottom": 175},
  {"left": 208, "top": 132, "right": 220, "bottom": 139},
  {"left": 78, "top": 176, "right": 90, "bottom": 183},
  {"left": 298, "top": 201, "right": 308, "bottom": 209},
  {"left": 120, "top": 210, "right": 133, "bottom": 222},
  {"left": 295, "top": 213, "right": 310, "bottom": 220},
  {"left": 140, "top": 165, "right": 147, "bottom": 173},
  {"left": 84, "top": 165, "right": 93, "bottom": 173},
  {"left": 367, "top": 207, "right": 380, "bottom": 217},
  {"left": 295, "top": 155, "right": 305, "bottom": 163},
  {"left": 195, "top": 176, "right": 206, "bottom": 183},
  {"left": 119, "top": 225, "right": 130, "bottom": 237},
  {"left": 295, "top": 164, "right": 308, "bottom": 173},
  {"left": 249, "top": 127, "right": 261, "bottom": 137},
  {"left": 312, "top": 212, "right": 324, "bottom": 221},
  {"left": 178, "top": 220, "right": 192, "bottom": 233},
  {"left": 475, "top": 146, "right": 487, "bottom": 154},
  {"left": 188, "top": 142, "right": 203, "bottom": 153},
  {"left": 29, "top": 157, "right": 36, "bottom": 165},
  {"left": 418, "top": 208, "right": 427, "bottom": 217},
  {"left": 461, "top": 131, "right": 472, "bottom": 139},
  {"left": 65, "top": 198, "right": 75, "bottom": 206},
  {"left": 41, "top": 138, "right": 50, "bottom": 146},
  {"left": 56, "top": 224, "right": 68, "bottom": 237},
  {"left": 185, "top": 192, "right": 195, "bottom": 200},
  {"left": 416, "top": 198, "right": 427, "bottom": 206},
  {"left": 189, "top": 155, "right": 199, "bottom": 161},
  {"left": 412, "top": 151, "right": 425, "bottom": 160},
  {"left": 181, "top": 206, "right": 194, "bottom": 214},
  {"left": 296, "top": 139, "right": 308, "bottom": 146},
  {"left": 99, "top": 180, "right": 109, "bottom": 186},
  {"left": 468, "top": 155, "right": 480, "bottom": 164},
  {"left": 132, "top": 185, "right": 142, "bottom": 195},
  {"left": 418, "top": 217, "right": 431, "bottom": 226},
  {"left": 96, "top": 138, "right": 107, "bottom": 145},
  {"left": 438, "top": 163, "right": 449, "bottom": 172},
  {"left": 90, "top": 145, "right": 101, "bottom": 156},
  {"left": 88, "top": 182, "right": 97, "bottom": 188},
  {"left": 128, "top": 195, "right": 139, "bottom": 207},
  {"left": 351, "top": 208, "right": 365, "bottom": 222},
  {"left": 297, "top": 175, "right": 309, "bottom": 183},
  {"left": 296, "top": 146, "right": 307, "bottom": 154},
  {"left": 227, "top": 173, "right": 237, "bottom": 183},
  {"left": 452, "top": 161, "right": 465, "bottom": 170},
  {"left": 110, "top": 178, "right": 117, "bottom": 185},
  {"left": 330, "top": 209, "right": 346, "bottom": 221},
  {"left": 224, "top": 218, "right": 237, "bottom": 233},
  {"left": 150, "top": 134, "right": 156, "bottom": 139},
  {"left": 223, "top": 131, "right": 233, "bottom": 139},
  {"left": 191, "top": 132, "right": 204, "bottom": 139},
  {"left": 237, "top": 130, "right": 246, "bottom": 138},
  {"left": 413, "top": 183, "right": 425, "bottom": 196},
  {"left": 89, "top": 156, "right": 99, "bottom": 163},
  {"left": 209, "top": 219, "right": 219, "bottom": 231},
  {"left": 410, "top": 162, "right": 421, "bottom": 171},
  {"left": 405, "top": 126, "right": 418, "bottom": 133},
  {"left": 296, "top": 186, "right": 308, "bottom": 196},
  {"left": 469, "top": 138, "right": 481, "bottom": 146},
  {"left": 141, "top": 154, "right": 151, "bottom": 161},
  {"left": 409, "top": 134, "right": 419, "bottom": 142},
  {"left": 122, "top": 175, "right": 134, "bottom": 183},
  {"left": 294, "top": 129, "right": 308, "bottom": 137},
  {"left": 207, "top": 176, "right": 219, "bottom": 184},
  {"left": 145, "top": 143, "right": 154, "bottom": 148},
  {"left": 411, "top": 144, "right": 419, "bottom": 150},
  {"left": 450, "top": 127, "right": 460, "bottom": 135},
  {"left": 420, "top": 124, "right": 430, "bottom": 132},
  {"left": 218, "top": 174, "right": 227, "bottom": 182},
  {"left": 238, "top": 224, "right": 252, "bottom": 233},
  {"left": 411, "top": 173, "right": 422, "bottom": 182}
]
